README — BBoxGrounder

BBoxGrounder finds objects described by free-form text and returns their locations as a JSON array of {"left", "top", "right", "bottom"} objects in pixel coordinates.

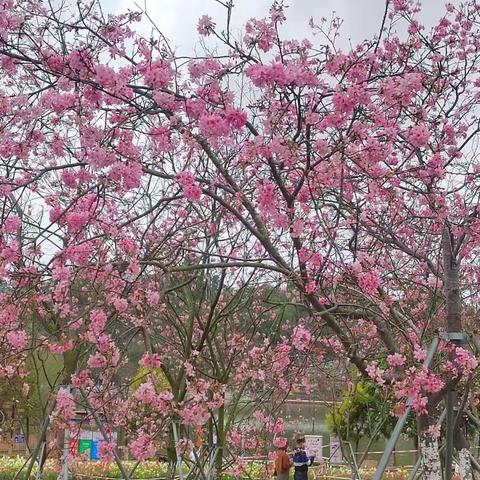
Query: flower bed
[
  {"left": 0, "top": 457, "right": 464, "bottom": 480},
  {"left": 0, "top": 457, "right": 169, "bottom": 480}
]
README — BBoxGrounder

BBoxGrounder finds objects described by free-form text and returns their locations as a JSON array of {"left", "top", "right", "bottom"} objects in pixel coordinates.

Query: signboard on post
[
  {"left": 329, "top": 436, "right": 343, "bottom": 464},
  {"left": 14, "top": 435, "right": 25, "bottom": 444},
  {"left": 79, "top": 439, "right": 92, "bottom": 455},
  {"left": 304, "top": 435, "right": 323, "bottom": 461},
  {"left": 75, "top": 431, "right": 117, "bottom": 461}
]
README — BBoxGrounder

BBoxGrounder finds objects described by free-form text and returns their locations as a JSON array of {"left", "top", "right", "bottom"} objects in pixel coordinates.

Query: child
[
  {"left": 292, "top": 436, "right": 314, "bottom": 480},
  {"left": 273, "top": 438, "right": 291, "bottom": 480}
]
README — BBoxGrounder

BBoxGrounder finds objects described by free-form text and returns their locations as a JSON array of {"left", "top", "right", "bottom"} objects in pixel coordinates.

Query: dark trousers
[{"left": 294, "top": 469, "right": 308, "bottom": 480}]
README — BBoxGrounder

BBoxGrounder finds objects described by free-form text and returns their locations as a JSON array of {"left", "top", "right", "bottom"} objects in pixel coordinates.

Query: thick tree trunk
[
  {"left": 454, "top": 414, "right": 473, "bottom": 480},
  {"left": 458, "top": 448, "right": 473, "bottom": 480},
  {"left": 419, "top": 434, "right": 442, "bottom": 480},
  {"left": 443, "top": 228, "right": 464, "bottom": 480}
]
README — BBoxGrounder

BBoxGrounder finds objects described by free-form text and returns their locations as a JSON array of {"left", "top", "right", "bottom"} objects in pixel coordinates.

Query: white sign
[
  {"left": 329, "top": 436, "right": 343, "bottom": 464},
  {"left": 304, "top": 435, "right": 323, "bottom": 460},
  {"left": 78, "top": 430, "right": 117, "bottom": 442},
  {"left": 79, "top": 430, "right": 92, "bottom": 440}
]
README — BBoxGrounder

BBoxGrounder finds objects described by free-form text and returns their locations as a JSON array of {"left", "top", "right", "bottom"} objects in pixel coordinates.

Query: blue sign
[
  {"left": 14, "top": 435, "right": 25, "bottom": 444},
  {"left": 90, "top": 440, "right": 100, "bottom": 461}
]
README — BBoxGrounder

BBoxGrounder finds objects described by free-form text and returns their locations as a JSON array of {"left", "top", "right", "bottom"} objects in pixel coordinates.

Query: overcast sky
[{"left": 101, "top": 0, "right": 459, "bottom": 55}]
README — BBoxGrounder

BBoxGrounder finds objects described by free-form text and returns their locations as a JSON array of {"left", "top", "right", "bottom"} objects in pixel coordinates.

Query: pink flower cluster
[
  {"left": 130, "top": 431, "right": 156, "bottom": 461},
  {"left": 54, "top": 387, "right": 76, "bottom": 423},
  {"left": 6, "top": 329, "right": 28, "bottom": 349},
  {"left": 199, "top": 109, "right": 246, "bottom": 138},
  {"left": 257, "top": 181, "right": 279, "bottom": 218},
  {"left": 94, "top": 64, "right": 117, "bottom": 88},
  {"left": 292, "top": 325, "right": 312, "bottom": 351},
  {"left": 139, "top": 353, "right": 162, "bottom": 369},
  {"left": 387, "top": 353, "right": 406, "bottom": 367},
  {"left": 179, "top": 403, "right": 210, "bottom": 425},
  {"left": 197, "top": 15, "right": 215, "bottom": 36},
  {"left": 135, "top": 381, "right": 173, "bottom": 411},
  {"left": 142, "top": 60, "right": 173, "bottom": 89},
  {"left": 406, "top": 124, "right": 430, "bottom": 148},
  {"left": 177, "top": 171, "right": 202, "bottom": 202},
  {"left": 244, "top": 18, "right": 277, "bottom": 52},
  {"left": 395, "top": 368, "right": 444, "bottom": 415},
  {"left": 246, "top": 62, "right": 318, "bottom": 88},
  {"left": 366, "top": 361, "right": 385, "bottom": 386},
  {"left": 357, "top": 270, "right": 380, "bottom": 295},
  {"left": 454, "top": 346, "right": 478, "bottom": 371},
  {"left": 199, "top": 113, "right": 229, "bottom": 137}
]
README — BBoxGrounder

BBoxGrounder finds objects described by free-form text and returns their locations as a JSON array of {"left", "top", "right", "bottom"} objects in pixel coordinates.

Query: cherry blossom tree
[{"left": 3, "top": 0, "right": 480, "bottom": 478}]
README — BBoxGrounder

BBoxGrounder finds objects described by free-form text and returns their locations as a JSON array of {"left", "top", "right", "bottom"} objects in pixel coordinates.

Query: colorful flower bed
[
  {"left": 0, "top": 457, "right": 464, "bottom": 479},
  {"left": 0, "top": 457, "right": 169, "bottom": 480}
]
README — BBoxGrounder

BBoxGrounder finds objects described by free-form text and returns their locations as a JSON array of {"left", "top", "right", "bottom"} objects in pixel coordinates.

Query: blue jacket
[{"left": 293, "top": 448, "right": 311, "bottom": 472}]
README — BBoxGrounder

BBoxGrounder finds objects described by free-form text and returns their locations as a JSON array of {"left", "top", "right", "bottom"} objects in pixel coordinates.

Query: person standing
[
  {"left": 293, "top": 436, "right": 314, "bottom": 480},
  {"left": 273, "top": 438, "right": 291, "bottom": 480}
]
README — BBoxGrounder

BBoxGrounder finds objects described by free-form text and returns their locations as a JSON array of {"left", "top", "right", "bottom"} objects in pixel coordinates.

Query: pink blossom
[
  {"left": 292, "top": 325, "right": 312, "bottom": 351},
  {"left": 199, "top": 113, "right": 229, "bottom": 138},
  {"left": 87, "top": 353, "right": 108, "bottom": 369},
  {"left": 387, "top": 353, "right": 406, "bottom": 367},
  {"left": 406, "top": 124, "right": 430, "bottom": 148},
  {"left": 146, "top": 290, "right": 160, "bottom": 306},
  {"left": 177, "top": 171, "right": 202, "bottom": 202},
  {"left": 304, "top": 281, "right": 316, "bottom": 294},
  {"left": 272, "top": 418, "right": 285, "bottom": 434},
  {"left": 143, "top": 60, "right": 173, "bottom": 88},
  {"left": 357, "top": 271, "right": 380, "bottom": 294},
  {"left": 139, "top": 353, "right": 162, "bottom": 369},
  {"left": 179, "top": 403, "right": 209, "bottom": 425},
  {"left": 197, "top": 15, "right": 215, "bottom": 36},
  {"left": 130, "top": 431, "right": 156, "bottom": 461},
  {"left": 66, "top": 211, "right": 90, "bottom": 233},
  {"left": 413, "top": 345, "right": 426, "bottom": 362},
  {"left": 113, "top": 297, "right": 128, "bottom": 313},
  {"left": 182, "top": 184, "right": 202, "bottom": 202},
  {"left": 6, "top": 330, "right": 28, "bottom": 349},
  {"left": 54, "top": 387, "right": 75, "bottom": 422},
  {"left": 366, "top": 361, "right": 385, "bottom": 386},
  {"left": 225, "top": 109, "right": 247, "bottom": 129},
  {"left": 48, "top": 339, "right": 74, "bottom": 354},
  {"left": 94, "top": 64, "right": 117, "bottom": 88},
  {"left": 426, "top": 425, "right": 441, "bottom": 438},
  {"left": 411, "top": 395, "right": 428, "bottom": 415},
  {"left": 257, "top": 182, "right": 279, "bottom": 218},
  {"left": 119, "top": 238, "right": 138, "bottom": 255},
  {"left": 455, "top": 346, "right": 478, "bottom": 371},
  {"left": 3, "top": 215, "right": 21, "bottom": 234},
  {"left": 135, "top": 381, "right": 157, "bottom": 404},
  {"left": 89, "top": 309, "right": 108, "bottom": 335},
  {"left": 291, "top": 217, "right": 304, "bottom": 238}
]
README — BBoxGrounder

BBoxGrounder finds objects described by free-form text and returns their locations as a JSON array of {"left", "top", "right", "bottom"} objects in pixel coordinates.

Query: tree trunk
[
  {"left": 458, "top": 448, "right": 473, "bottom": 480},
  {"left": 418, "top": 434, "right": 442, "bottom": 480},
  {"left": 443, "top": 228, "right": 464, "bottom": 480},
  {"left": 414, "top": 433, "right": 419, "bottom": 459},
  {"left": 454, "top": 413, "right": 473, "bottom": 480},
  {"left": 214, "top": 405, "right": 225, "bottom": 480}
]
